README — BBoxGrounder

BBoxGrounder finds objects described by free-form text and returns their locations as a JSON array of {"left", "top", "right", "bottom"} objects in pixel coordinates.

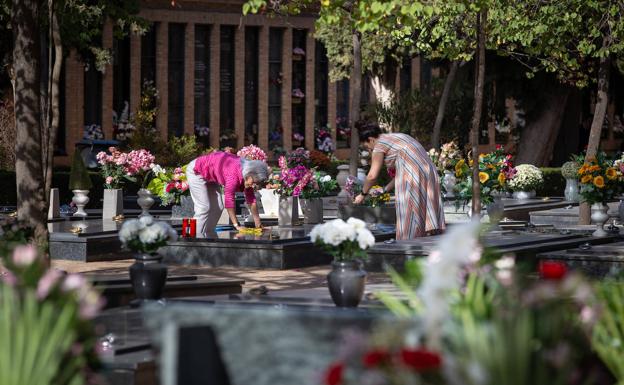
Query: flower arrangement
[
  {"left": 292, "top": 47, "right": 306, "bottom": 56},
  {"left": 83, "top": 124, "right": 104, "bottom": 140},
  {"left": 315, "top": 125, "right": 335, "bottom": 153},
  {"left": 194, "top": 125, "right": 209, "bottom": 137},
  {"left": 237, "top": 144, "right": 267, "bottom": 161},
  {"left": 508, "top": 164, "right": 543, "bottom": 192},
  {"left": 280, "top": 147, "right": 311, "bottom": 168},
  {"left": 293, "top": 132, "right": 304, "bottom": 142},
  {"left": 273, "top": 164, "right": 312, "bottom": 197},
  {"left": 292, "top": 88, "right": 305, "bottom": 99},
  {"left": 309, "top": 217, "right": 375, "bottom": 261},
  {"left": 0, "top": 244, "right": 104, "bottom": 384},
  {"left": 119, "top": 216, "right": 178, "bottom": 254},
  {"left": 368, "top": 185, "right": 390, "bottom": 207},
  {"left": 147, "top": 166, "right": 190, "bottom": 206},
  {"left": 578, "top": 153, "right": 621, "bottom": 205},
  {"left": 438, "top": 141, "right": 462, "bottom": 171},
  {"left": 299, "top": 172, "right": 338, "bottom": 199},
  {"left": 96, "top": 147, "right": 156, "bottom": 189},
  {"left": 344, "top": 176, "right": 362, "bottom": 198},
  {"left": 561, "top": 161, "right": 580, "bottom": 179}
]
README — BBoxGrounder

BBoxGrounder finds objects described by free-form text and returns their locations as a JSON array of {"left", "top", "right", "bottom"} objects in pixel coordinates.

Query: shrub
[{"left": 536, "top": 168, "right": 565, "bottom": 197}]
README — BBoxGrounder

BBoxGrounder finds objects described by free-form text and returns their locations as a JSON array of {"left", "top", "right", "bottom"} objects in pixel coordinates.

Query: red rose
[
  {"left": 400, "top": 348, "right": 442, "bottom": 372},
  {"left": 165, "top": 182, "right": 175, "bottom": 193},
  {"left": 539, "top": 260, "right": 567, "bottom": 280},
  {"left": 362, "top": 349, "right": 390, "bottom": 368},
  {"left": 324, "top": 362, "right": 344, "bottom": 385}
]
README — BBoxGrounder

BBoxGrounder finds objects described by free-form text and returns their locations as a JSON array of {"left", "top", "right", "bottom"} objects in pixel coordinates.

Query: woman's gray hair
[{"left": 241, "top": 159, "right": 269, "bottom": 183}]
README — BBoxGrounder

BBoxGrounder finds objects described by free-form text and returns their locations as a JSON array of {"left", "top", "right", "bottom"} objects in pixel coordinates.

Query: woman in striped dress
[{"left": 353, "top": 124, "right": 445, "bottom": 239}]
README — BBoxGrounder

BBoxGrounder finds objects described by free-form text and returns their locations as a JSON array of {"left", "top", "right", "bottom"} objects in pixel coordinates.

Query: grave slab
[
  {"left": 530, "top": 201, "right": 619, "bottom": 227},
  {"left": 160, "top": 225, "right": 396, "bottom": 269},
  {"left": 537, "top": 241, "right": 624, "bottom": 278}
]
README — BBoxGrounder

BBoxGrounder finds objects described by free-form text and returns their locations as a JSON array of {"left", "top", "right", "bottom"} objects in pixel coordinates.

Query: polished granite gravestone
[
  {"left": 365, "top": 229, "right": 620, "bottom": 272},
  {"left": 49, "top": 218, "right": 182, "bottom": 262},
  {"left": 160, "top": 224, "right": 396, "bottom": 269},
  {"left": 444, "top": 197, "right": 570, "bottom": 223},
  {"left": 142, "top": 302, "right": 397, "bottom": 385},
  {"left": 536, "top": 241, "right": 624, "bottom": 278},
  {"left": 530, "top": 201, "right": 620, "bottom": 227}
]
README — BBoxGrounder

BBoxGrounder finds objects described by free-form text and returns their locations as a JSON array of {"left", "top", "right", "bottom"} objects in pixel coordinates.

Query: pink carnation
[
  {"left": 174, "top": 167, "right": 183, "bottom": 174},
  {"left": 237, "top": 145, "right": 267, "bottom": 161},
  {"left": 12, "top": 244, "right": 37, "bottom": 267},
  {"left": 165, "top": 182, "right": 175, "bottom": 193},
  {"left": 105, "top": 176, "right": 114, "bottom": 185},
  {"left": 180, "top": 181, "right": 189, "bottom": 191}
]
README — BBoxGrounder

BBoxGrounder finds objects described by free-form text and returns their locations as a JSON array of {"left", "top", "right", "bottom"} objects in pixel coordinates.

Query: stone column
[
  {"left": 234, "top": 26, "right": 245, "bottom": 149},
  {"left": 304, "top": 30, "right": 315, "bottom": 151},
  {"left": 102, "top": 19, "right": 114, "bottom": 140},
  {"left": 184, "top": 23, "right": 195, "bottom": 136},
  {"left": 209, "top": 25, "right": 221, "bottom": 149},
  {"left": 258, "top": 26, "right": 269, "bottom": 151},
  {"left": 130, "top": 33, "right": 141, "bottom": 113},
  {"left": 282, "top": 28, "right": 293, "bottom": 151},
  {"left": 411, "top": 56, "right": 421, "bottom": 91},
  {"left": 65, "top": 50, "right": 84, "bottom": 157},
  {"left": 156, "top": 22, "right": 169, "bottom": 140}
]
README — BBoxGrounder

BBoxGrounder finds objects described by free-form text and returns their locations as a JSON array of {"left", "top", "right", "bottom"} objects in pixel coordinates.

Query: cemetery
[{"left": 2, "top": 1, "right": 624, "bottom": 385}]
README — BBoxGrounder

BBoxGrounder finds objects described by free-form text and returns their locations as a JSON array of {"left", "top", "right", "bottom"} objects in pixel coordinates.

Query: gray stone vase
[
  {"left": 129, "top": 253, "right": 168, "bottom": 303},
  {"left": 171, "top": 195, "right": 194, "bottom": 219},
  {"left": 327, "top": 260, "right": 367, "bottom": 307},
  {"left": 300, "top": 198, "right": 323, "bottom": 224},
  {"left": 486, "top": 197, "right": 505, "bottom": 222}
]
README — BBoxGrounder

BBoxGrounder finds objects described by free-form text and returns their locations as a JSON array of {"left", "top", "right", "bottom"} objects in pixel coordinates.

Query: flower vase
[
  {"left": 619, "top": 200, "right": 624, "bottom": 224},
  {"left": 591, "top": 203, "right": 609, "bottom": 237},
  {"left": 137, "top": 188, "right": 155, "bottom": 218},
  {"left": 357, "top": 168, "right": 367, "bottom": 183},
  {"left": 171, "top": 195, "right": 194, "bottom": 219},
  {"left": 103, "top": 189, "right": 123, "bottom": 219},
  {"left": 300, "top": 198, "right": 323, "bottom": 224},
  {"left": 278, "top": 196, "right": 299, "bottom": 226},
  {"left": 442, "top": 170, "right": 456, "bottom": 199},
  {"left": 327, "top": 260, "right": 367, "bottom": 307},
  {"left": 486, "top": 196, "right": 505, "bottom": 223},
  {"left": 564, "top": 178, "right": 579, "bottom": 202},
  {"left": 129, "top": 253, "right": 168, "bottom": 303},
  {"left": 512, "top": 190, "right": 536, "bottom": 200},
  {"left": 72, "top": 190, "right": 90, "bottom": 217},
  {"left": 259, "top": 188, "right": 280, "bottom": 216}
]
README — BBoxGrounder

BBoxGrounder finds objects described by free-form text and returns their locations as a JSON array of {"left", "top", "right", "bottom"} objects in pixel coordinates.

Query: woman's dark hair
[{"left": 356, "top": 120, "right": 382, "bottom": 142}]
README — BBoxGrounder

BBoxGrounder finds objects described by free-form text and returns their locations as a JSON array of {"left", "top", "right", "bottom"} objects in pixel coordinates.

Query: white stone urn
[
  {"left": 278, "top": 196, "right": 299, "bottom": 226},
  {"left": 72, "top": 190, "right": 90, "bottom": 217},
  {"left": 591, "top": 203, "right": 609, "bottom": 237},
  {"left": 442, "top": 170, "right": 456, "bottom": 199},
  {"left": 137, "top": 188, "right": 155, "bottom": 218},
  {"left": 259, "top": 188, "right": 280, "bottom": 216},
  {"left": 512, "top": 190, "right": 536, "bottom": 200},
  {"left": 336, "top": 165, "right": 351, "bottom": 202},
  {"left": 103, "top": 189, "right": 123, "bottom": 219}
]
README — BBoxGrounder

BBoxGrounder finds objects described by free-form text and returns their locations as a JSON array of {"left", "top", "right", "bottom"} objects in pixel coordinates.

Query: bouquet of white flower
[
  {"left": 508, "top": 164, "right": 544, "bottom": 192},
  {"left": 119, "top": 216, "right": 178, "bottom": 254},
  {"left": 309, "top": 218, "right": 375, "bottom": 261}
]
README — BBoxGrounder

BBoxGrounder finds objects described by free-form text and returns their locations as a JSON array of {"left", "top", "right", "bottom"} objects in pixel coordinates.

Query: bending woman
[
  {"left": 353, "top": 124, "right": 445, "bottom": 239},
  {"left": 186, "top": 151, "right": 269, "bottom": 237}
]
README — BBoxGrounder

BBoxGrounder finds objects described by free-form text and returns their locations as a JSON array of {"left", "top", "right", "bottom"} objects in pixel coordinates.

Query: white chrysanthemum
[
  {"left": 508, "top": 164, "right": 543, "bottom": 191},
  {"left": 356, "top": 229, "right": 375, "bottom": 250},
  {"left": 139, "top": 225, "right": 162, "bottom": 244},
  {"left": 346, "top": 217, "right": 367, "bottom": 231},
  {"left": 320, "top": 175, "right": 331, "bottom": 183},
  {"left": 139, "top": 215, "right": 154, "bottom": 226},
  {"left": 119, "top": 219, "right": 143, "bottom": 243}
]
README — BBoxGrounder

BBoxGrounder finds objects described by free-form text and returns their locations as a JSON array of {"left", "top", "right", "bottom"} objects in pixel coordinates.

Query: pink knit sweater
[{"left": 193, "top": 151, "right": 256, "bottom": 208}]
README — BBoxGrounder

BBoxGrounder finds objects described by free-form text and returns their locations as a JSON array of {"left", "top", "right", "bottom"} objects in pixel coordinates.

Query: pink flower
[
  {"left": 37, "top": 269, "right": 64, "bottom": 299},
  {"left": 12, "top": 244, "right": 37, "bottom": 267},
  {"left": 180, "top": 181, "right": 189, "bottom": 191},
  {"left": 237, "top": 145, "right": 267, "bottom": 161},
  {"left": 0, "top": 270, "right": 17, "bottom": 286},
  {"left": 78, "top": 290, "right": 105, "bottom": 320},
  {"left": 62, "top": 274, "right": 87, "bottom": 292},
  {"left": 165, "top": 182, "right": 175, "bottom": 193},
  {"left": 173, "top": 173, "right": 181, "bottom": 181},
  {"left": 105, "top": 176, "right": 114, "bottom": 185},
  {"left": 174, "top": 167, "right": 183, "bottom": 174}
]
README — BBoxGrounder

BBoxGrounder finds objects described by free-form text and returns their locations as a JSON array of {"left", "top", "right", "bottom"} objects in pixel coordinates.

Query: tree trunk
[
  {"left": 12, "top": 0, "right": 47, "bottom": 246},
  {"left": 470, "top": 10, "right": 486, "bottom": 218},
  {"left": 349, "top": 32, "right": 362, "bottom": 176},
  {"left": 431, "top": 61, "right": 459, "bottom": 149},
  {"left": 515, "top": 85, "right": 571, "bottom": 166},
  {"left": 579, "top": 55, "right": 611, "bottom": 225},
  {"left": 45, "top": 10, "right": 62, "bottom": 203}
]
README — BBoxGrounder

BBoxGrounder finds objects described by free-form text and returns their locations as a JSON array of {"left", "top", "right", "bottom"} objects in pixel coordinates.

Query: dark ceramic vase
[
  {"left": 327, "top": 260, "right": 367, "bottom": 307},
  {"left": 129, "top": 253, "right": 168, "bottom": 302}
]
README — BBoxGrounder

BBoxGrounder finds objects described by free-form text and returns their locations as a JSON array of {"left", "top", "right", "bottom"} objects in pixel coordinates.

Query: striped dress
[{"left": 373, "top": 133, "right": 445, "bottom": 239}]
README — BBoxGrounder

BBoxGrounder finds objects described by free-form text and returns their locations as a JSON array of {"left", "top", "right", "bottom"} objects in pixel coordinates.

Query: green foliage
[
  {"left": 68, "top": 151, "right": 92, "bottom": 191},
  {"left": 0, "top": 217, "right": 34, "bottom": 259},
  {"left": 536, "top": 168, "right": 565, "bottom": 197},
  {"left": 593, "top": 280, "right": 624, "bottom": 383}
]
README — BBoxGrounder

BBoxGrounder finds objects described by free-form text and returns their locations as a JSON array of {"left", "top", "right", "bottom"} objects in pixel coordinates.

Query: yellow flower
[
  {"left": 581, "top": 175, "right": 592, "bottom": 184},
  {"left": 606, "top": 168, "right": 617, "bottom": 180},
  {"left": 321, "top": 0, "right": 330, "bottom": 6},
  {"left": 589, "top": 165, "right": 601, "bottom": 173},
  {"left": 455, "top": 160, "right": 465, "bottom": 177},
  {"left": 578, "top": 164, "right": 588, "bottom": 175},
  {"left": 497, "top": 172, "right": 506, "bottom": 186},
  {"left": 479, "top": 172, "right": 489, "bottom": 183},
  {"left": 593, "top": 175, "right": 605, "bottom": 188}
]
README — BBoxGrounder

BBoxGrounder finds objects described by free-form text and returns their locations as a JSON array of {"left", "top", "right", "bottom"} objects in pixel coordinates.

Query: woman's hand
[{"left": 353, "top": 194, "right": 366, "bottom": 205}]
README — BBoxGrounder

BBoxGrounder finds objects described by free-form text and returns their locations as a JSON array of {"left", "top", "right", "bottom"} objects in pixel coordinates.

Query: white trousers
[{"left": 186, "top": 160, "right": 224, "bottom": 238}]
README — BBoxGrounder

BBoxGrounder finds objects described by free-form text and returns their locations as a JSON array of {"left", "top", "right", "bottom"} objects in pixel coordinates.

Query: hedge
[{"left": 536, "top": 167, "right": 565, "bottom": 198}]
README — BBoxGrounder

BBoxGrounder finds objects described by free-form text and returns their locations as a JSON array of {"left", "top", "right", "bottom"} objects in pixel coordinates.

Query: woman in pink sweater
[{"left": 186, "top": 151, "right": 269, "bottom": 237}]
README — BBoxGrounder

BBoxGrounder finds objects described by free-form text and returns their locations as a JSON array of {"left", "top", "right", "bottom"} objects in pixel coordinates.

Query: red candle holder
[
  {"left": 182, "top": 218, "right": 189, "bottom": 238},
  {"left": 189, "top": 218, "right": 197, "bottom": 238}
]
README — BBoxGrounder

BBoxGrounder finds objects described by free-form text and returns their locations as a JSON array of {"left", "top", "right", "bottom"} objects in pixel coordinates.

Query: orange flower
[
  {"left": 589, "top": 165, "right": 601, "bottom": 173},
  {"left": 578, "top": 165, "right": 589, "bottom": 175},
  {"left": 593, "top": 175, "right": 605, "bottom": 188},
  {"left": 581, "top": 175, "right": 592, "bottom": 184},
  {"left": 606, "top": 168, "right": 617, "bottom": 180},
  {"left": 479, "top": 172, "right": 489, "bottom": 183},
  {"left": 497, "top": 172, "right": 506, "bottom": 186}
]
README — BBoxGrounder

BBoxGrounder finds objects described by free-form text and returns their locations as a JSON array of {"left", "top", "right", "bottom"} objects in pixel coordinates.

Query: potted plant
[
  {"left": 96, "top": 146, "right": 130, "bottom": 219},
  {"left": 508, "top": 164, "right": 544, "bottom": 200},
  {"left": 271, "top": 149, "right": 312, "bottom": 225},
  {"left": 578, "top": 153, "right": 621, "bottom": 237},
  {"left": 292, "top": 47, "right": 305, "bottom": 60},
  {"left": 68, "top": 151, "right": 93, "bottom": 217},
  {"left": 126, "top": 149, "right": 156, "bottom": 217},
  {"left": 339, "top": 177, "right": 396, "bottom": 224},
  {"left": 299, "top": 172, "right": 338, "bottom": 224},
  {"left": 147, "top": 166, "right": 192, "bottom": 219},
  {"left": 429, "top": 141, "right": 463, "bottom": 199},
  {"left": 310, "top": 217, "right": 376, "bottom": 307},
  {"left": 561, "top": 160, "right": 581, "bottom": 202},
  {"left": 119, "top": 216, "right": 178, "bottom": 302}
]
